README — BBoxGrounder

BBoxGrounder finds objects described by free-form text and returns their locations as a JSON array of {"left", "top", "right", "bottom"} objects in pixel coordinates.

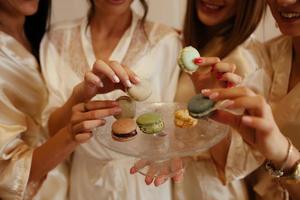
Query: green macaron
[
  {"left": 136, "top": 112, "right": 164, "bottom": 134},
  {"left": 178, "top": 46, "right": 201, "bottom": 73},
  {"left": 187, "top": 94, "right": 216, "bottom": 118}
]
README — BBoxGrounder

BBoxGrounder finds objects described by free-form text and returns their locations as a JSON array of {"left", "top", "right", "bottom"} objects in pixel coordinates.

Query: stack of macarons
[{"left": 111, "top": 78, "right": 166, "bottom": 142}]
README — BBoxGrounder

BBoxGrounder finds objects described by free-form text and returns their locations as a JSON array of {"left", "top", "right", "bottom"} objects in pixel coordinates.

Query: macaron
[
  {"left": 136, "top": 112, "right": 164, "bottom": 134},
  {"left": 174, "top": 109, "right": 198, "bottom": 128},
  {"left": 178, "top": 46, "right": 201, "bottom": 73},
  {"left": 114, "top": 96, "right": 136, "bottom": 119},
  {"left": 111, "top": 118, "right": 138, "bottom": 142},
  {"left": 127, "top": 79, "right": 152, "bottom": 101},
  {"left": 187, "top": 94, "right": 216, "bottom": 118}
]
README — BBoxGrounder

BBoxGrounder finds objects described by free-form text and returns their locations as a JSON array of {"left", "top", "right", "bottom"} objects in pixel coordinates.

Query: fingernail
[
  {"left": 216, "top": 72, "right": 224, "bottom": 80},
  {"left": 194, "top": 57, "right": 204, "bottom": 64},
  {"left": 227, "top": 82, "right": 235, "bottom": 88},
  {"left": 125, "top": 80, "right": 133, "bottom": 88},
  {"left": 98, "top": 81, "right": 104, "bottom": 88},
  {"left": 134, "top": 76, "right": 141, "bottom": 83},
  {"left": 242, "top": 116, "right": 252, "bottom": 124},
  {"left": 209, "top": 92, "right": 219, "bottom": 100},
  {"left": 114, "top": 107, "right": 122, "bottom": 113},
  {"left": 112, "top": 75, "right": 120, "bottom": 83},
  {"left": 222, "top": 100, "right": 234, "bottom": 108},
  {"left": 145, "top": 177, "right": 153, "bottom": 185},
  {"left": 130, "top": 167, "right": 137, "bottom": 174},
  {"left": 201, "top": 89, "right": 211, "bottom": 94}
]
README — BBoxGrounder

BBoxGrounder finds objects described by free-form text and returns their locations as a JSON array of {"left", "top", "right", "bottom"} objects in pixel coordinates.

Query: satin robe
[
  {"left": 174, "top": 36, "right": 271, "bottom": 200},
  {"left": 0, "top": 32, "right": 68, "bottom": 200},
  {"left": 40, "top": 12, "right": 181, "bottom": 200}
]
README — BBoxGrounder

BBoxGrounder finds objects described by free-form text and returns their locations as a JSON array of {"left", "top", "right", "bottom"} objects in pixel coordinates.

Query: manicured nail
[
  {"left": 114, "top": 107, "right": 122, "bottom": 113},
  {"left": 227, "top": 82, "right": 235, "bottom": 88},
  {"left": 112, "top": 75, "right": 120, "bottom": 83},
  {"left": 130, "top": 167, "right": 137, "bottom": 174},
  {"left": 222, "top": 100, "right": 234, "bottom": 108},
  {"left": 98, "top": 81, "right": 104, "bottom": 88},
  {"left": 209, "top": 92, "right": 219, "bottom": 100},
  {"left": 211, "top": 64, "right": 216, "bottom": 73},
  {"left": 125, "top": 80, "right": 133, "bottom": 88},
  {"left": 201, "top": 89, "right": 211, "bottom": 94},
  {"left": 133, "top": 76, "right": 141, "bottom": 83},
  {"left": 194, "top": 57, "right": 204, "bottom": 64},
  {"left": 145, "top": 177, "right": 153, "bottom": 185},
  {"left": 242, "top": 116, "right": 252, "bottom": 124},
  {"left": 216, "top": 72, "right": 224, "bottom": 80}
]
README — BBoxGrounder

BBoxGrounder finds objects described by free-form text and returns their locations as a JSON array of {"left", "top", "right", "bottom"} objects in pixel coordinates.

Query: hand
[
  {"left": 191, "top": 58, "right": 242, "bottom": 92},
  {"left": 130, "top": 158, "right": 186, "bottom": 187},
  {"left": 69, "top": 100, "right": 121, "bottom": 143},
  {"left": 201, "top": 87, "right": 289, "bottom": 164},
  {"left": 73, "top": 60, "right": 140, "bottom": 102}
]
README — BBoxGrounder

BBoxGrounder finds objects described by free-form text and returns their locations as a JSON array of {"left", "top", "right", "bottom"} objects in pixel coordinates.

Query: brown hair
[
  {"left": 87, "top": 0, "right": 148, "bottom": 28},
  {"left": 184, "top": 0, "right": 266, "bottom": 59}
]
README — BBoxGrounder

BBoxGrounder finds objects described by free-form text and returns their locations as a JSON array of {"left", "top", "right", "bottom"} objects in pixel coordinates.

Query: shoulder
[
  {"left": 142, "top": 20, "right": 181, "bottom": 45},
  {"left": 41, "top": 18, "right": 85, "bottom": 54},
  {"left": 264, "top": 35, "right": 292, "bottom": 58}
]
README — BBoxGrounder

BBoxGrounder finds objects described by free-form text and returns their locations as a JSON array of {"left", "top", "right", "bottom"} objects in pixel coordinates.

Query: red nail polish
[
  {"left": 227, "top": 82, "right": 235, "bottom": 88},
  {"left": 194, "top": 58, "right": 203, "bottom": 64},
  {"left": 211, "top": 64, "right": 216, "bottom": 73},
  {"left": 216, "top": 72, "right": 223, "bottom": 80}
]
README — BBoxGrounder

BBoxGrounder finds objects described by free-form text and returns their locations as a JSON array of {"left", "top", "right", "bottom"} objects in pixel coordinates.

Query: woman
[
  {"left": 173, "top": 0, "right": 270, "bottom": 199},
  {"left": 40, "top": 0, "right": 181, "bottom": 199},
  {"left": 0, "top": 1, "right": 120, "bottom": 199},
  {"left": 180, "top": 0, "right": 300, "bottom": 199},
  {"left": 201, "top": 86, "right": 300, "bottom": 200}
]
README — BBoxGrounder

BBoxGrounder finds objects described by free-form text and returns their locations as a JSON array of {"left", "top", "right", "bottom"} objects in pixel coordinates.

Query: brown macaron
[{"left": 111, "top": 118, "right": 138, "bottom": 142}]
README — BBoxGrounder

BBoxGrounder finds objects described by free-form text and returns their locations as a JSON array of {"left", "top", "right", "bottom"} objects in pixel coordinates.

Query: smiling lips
[
  {"left": 201, "top": 0, "right": 225, "bottom": 11},
  {"left": 280, "top": 11, "right": 300, "bottom": 19}
]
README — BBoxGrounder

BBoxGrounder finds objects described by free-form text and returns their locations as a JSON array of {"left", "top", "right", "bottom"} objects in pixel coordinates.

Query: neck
[
  {"left": 90, "top": 9, "right": 132, "bottom": 38},
  {"left": 293, "top": 37, "right": 300, "bottom": 67},
  {"left": 0, "top": 11, "right": 26, "bottom": 40}
]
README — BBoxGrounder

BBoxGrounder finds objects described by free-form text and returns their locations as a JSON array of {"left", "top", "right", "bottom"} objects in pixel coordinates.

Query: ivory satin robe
[{"left": 40, "top": 13, "right": 181, "bottom": 200}]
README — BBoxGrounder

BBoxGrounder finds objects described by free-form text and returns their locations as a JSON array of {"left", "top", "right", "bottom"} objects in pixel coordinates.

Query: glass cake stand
[{"left": 94, "top": 102, "right": 230, "bottom": 178}]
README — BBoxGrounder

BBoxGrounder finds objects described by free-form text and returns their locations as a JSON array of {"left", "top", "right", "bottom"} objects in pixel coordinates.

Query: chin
[
  {"left": 197, "top": 14, "right": 223, "bottom": 26},
  {"left": 20, "top": 0, "right": 39, "bottom": 16}
]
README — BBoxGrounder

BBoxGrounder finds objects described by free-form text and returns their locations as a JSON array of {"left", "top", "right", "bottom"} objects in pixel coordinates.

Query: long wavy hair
[
  {"left": 24, "top": 0, "right": 51, "bottom": 59},
  {"left": 184, "top": 0, "right": 266, "bottom": 59}
]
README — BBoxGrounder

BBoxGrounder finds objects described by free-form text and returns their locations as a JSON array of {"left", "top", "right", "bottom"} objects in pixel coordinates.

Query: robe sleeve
[{"left": 0, "top": 84, "right": 35, "bottom": 200}]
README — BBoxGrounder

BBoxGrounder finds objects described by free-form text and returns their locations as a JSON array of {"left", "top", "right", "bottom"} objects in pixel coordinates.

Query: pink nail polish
[
  {"left": 209, "top": 92, "right": 219, "bottom": 100},
  {"left": 194, "top": 57, "right": 204, "bottom": 64}
]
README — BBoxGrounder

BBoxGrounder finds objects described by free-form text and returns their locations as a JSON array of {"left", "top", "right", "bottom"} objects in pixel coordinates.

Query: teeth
[
  {"left": 206, "top": 4, "right": 220, "bottom": 9},
  {"left": 280, "top": 12, "right": 300, "bottom": 19}
]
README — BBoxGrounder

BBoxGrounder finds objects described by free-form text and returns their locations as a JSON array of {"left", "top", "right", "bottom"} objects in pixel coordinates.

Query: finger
[
  {"left": 220, "top": 73, "right": 242, "bottom": 85},
  {"left": 145, "top": 164, "right": 159, "bottom": 185},
  {"left": 123, "top": 65, "right": 140, "bottom": 84},
  {"left": 214, "top": 62, "right": 236, "bottom": 73},
  {"left": 170, "top": 158, "right": 184, "bottom": 183},
  {"left": 72, "top": 119, "right": 106, "bottom": 133},
  {"left": 72, "top": 103, "right": 86, "bottom": 113},
  {"left": 93, "top": 60, "right": 120, "bottom": 83},
  {"left": 109, "top": 61, "right": 132, "bottom": 88},
  {"left": 195, "top": 57, "right": 220, "bottom": 68},
  {"left": 75, "top": 132, "right": 93, "bottom": 143},
  {"left": 84, "top": 71, "right": 104, "bottom": 88},
  {"left": 229, "top": 96, "right": 267, "bottom": 116},
  {"left": 242, "top": 115, "right": 274, "bottom": 133},
  {"left": 201, "top": 87, "right": 256, "bottom": 101},
  {"left": 130, "top": 159, "right": 150, "bottom": 174},
  {"left": 72, "top": 107, "right": 121, "bottom": 124},
  {"left": 85, "top": 100, "right": 119, "bottom": 111},
  {"left": 154, "top": 163, "right": 170, "bottom": 187}
]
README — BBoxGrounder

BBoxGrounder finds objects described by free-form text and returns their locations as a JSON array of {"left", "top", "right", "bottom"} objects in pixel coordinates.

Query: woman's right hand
[
  {"left": 69, "top": 100, "right": 121, "bottom": 143},
  {"left": 73, "top": 60, "right": 140, "bottom": 102},
  {"left": 202, "top": 87, "right": 289, "bottom": 165},
  {"left": 191, "top": 57, "right": 242, "bottom": 92}
]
